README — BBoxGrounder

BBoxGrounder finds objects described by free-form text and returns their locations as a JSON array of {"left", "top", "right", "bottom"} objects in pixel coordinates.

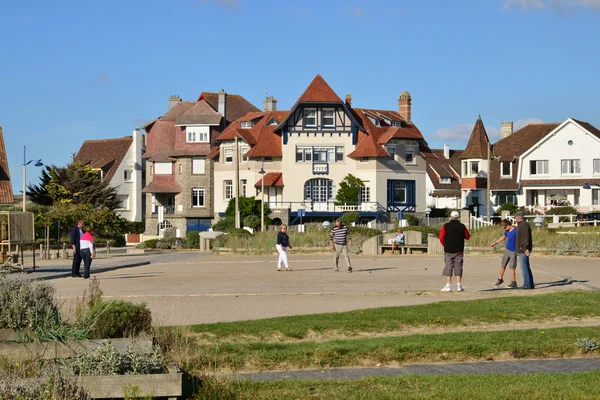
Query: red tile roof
[
  {"left": 255, "top": 172, "right": 284, "bottom": 188},
  {"left": 0, "top": 127, "right": 14, "bottom": 204},
  {"left": 460, "top": 116, "right": 491, "bottom": 159},
  {"left": 297, "top": 74, "right": 343, "bottom": 103},
  {"left": 141, "top": 175, "right": 181, "bottom": 193},
  {"left": 198, "top": 92, "right": 260, "bottom": 123},
  {"left": 75, "top": 137, "right": 133, "bottom": 183}
]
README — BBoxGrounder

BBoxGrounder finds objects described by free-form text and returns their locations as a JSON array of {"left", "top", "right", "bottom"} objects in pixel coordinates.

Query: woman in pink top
[{"left": 79, "top": 227, "right": 95, "bottom": 280}]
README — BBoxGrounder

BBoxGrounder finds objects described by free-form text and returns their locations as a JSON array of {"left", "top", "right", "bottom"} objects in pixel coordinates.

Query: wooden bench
[{"left": 378, "top": 231, "right": 425, "bottom": 255}]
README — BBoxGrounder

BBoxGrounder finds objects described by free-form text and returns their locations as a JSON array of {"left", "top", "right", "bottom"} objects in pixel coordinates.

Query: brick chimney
[
  {"left": 501, "top": 122, "right": 513, "bottom": 139},
  {"left": 218, "top": 89, "right": 227, "bottom": 117},
  {"left": 345, "top": 94, "right": 352, "bottom": 106},
  {"left": 398, "top": 92, "right": 412, "bottom": 122},
  {"left": 168, "top": 95, "right": 181, "bottom": 110},
  {"left": 263, "top": 96, "right": 277, "bottom": 111},
  {"left": 444, "top": 144, "right": 450, "bottom": 159}
]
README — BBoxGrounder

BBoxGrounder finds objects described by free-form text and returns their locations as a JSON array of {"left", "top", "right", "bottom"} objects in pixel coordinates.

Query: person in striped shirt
[{"left": 329, "top": 219, "right": 352, "bottom": 273}]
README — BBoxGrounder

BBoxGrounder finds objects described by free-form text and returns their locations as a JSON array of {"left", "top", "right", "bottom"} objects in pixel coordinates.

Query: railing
[
  {"left": 152, "top": 206, "right": 175, "bottom": 215},
  {"left": 312, "top": 163, "right": 328, "bottom": 175},
  {"left": 285, "top": 201, "right": 384, "bottom": 213},
  {"left": 470, "top": 215, "right": 494, "bottom": 230}
]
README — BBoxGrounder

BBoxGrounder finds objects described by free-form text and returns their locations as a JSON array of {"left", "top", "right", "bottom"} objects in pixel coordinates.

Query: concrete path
[
  {"left": 45, "top": 252, "right": 600, "bottom": 325},
  {"left": 237, "top": 357, "right": 600, "bottom": 381}
]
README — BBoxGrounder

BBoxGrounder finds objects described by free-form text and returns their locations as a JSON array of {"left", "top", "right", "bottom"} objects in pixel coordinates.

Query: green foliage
[
  {"left": 156, "top": 241, "right": 172, "bottom": 249},
  {"left": 225, "top": 197, "right": 270, "bottom": 220},
  {"left": 136, "top": 239, "right": 159, "bottom": 249},
  {"left": 335, "top": 174, "right": 364, "bottom": 203},
  {"left": 243, "top": 215, "right": 261, "bottom": 230},
  {"left": 83, "top": 300, "right": 152, "bottom": 339},
  {"left": 496, "top": 202, "right": 518, "bottom": 214},
  {"left": 66, "top": 342, "right": 166, "bottom": 376},
  {"left": 545, "top": 206, "right": 579, "bottom": 216},
  {"left": 124, "top": 221, "right": 146, "bottom": 234},
  {"left": 405, "top": 213, "right": 419, "bottom": 226},
  {"left": 576, "top": 338, "right": 598, "bottom": 353},
  {"left": 389, "top": 226, "right": 441, "bottom": 243},
  {"left": 348, "top": 226, "right": 382, "bottom": 238},
  {"left": 0, "top": 373, "right": 90, "bottom": 400},
  {"left": 186, "top": 231, "right": 200, "bottom": 249},
  {"left": 229, "top": 228, "right": 252, "bottom": 236},
  {"left": 212, "top": 216, "right": 235, "bottom": 232},
  {"left": 339, "top": 211, "right": 360, "bottom": 226}
]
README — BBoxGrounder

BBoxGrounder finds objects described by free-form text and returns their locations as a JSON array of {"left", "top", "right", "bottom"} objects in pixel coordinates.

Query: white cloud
[
  {"left": 513, "top": 118, "right": 544, "bottom": 130},
  {"left": 199, "top": 0, "right": 240, "bottom": 8},
  {"left": 504, "top": 0, "right": 600, "bottom": 11}
]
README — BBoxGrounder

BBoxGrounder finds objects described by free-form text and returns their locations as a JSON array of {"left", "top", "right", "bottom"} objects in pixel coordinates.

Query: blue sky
[{"left": 1, "top": 0, "right": 600, "bottom": 193}]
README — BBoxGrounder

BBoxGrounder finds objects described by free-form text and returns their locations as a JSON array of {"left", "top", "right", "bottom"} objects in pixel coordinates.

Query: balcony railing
[
  {"left": 152, "top": 205, "right": 175, "bottom": 215},
  {"left": 312, "top": 162, "right": 328, "bottom": 175},
  {"left": 279, "top": 201, "right": 385, "bottom": 213}
]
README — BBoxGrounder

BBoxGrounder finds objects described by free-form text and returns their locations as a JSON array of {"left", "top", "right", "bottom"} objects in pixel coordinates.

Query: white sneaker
[
  {"left": 441, "top": 285, "right": 452, "bottom": 292},
  {"left": 456, "top": 284, "right": 464, "bottom": 292}
]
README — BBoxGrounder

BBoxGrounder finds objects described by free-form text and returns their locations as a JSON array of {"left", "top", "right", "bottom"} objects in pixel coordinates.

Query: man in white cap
[{"left": 439, "top": 210, "right": 470, "bottom": 292}]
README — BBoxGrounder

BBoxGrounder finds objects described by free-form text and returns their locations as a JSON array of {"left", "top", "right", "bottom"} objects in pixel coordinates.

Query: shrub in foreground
[{"left": 85, "top": 300, "right": 152, "bottom": 339}]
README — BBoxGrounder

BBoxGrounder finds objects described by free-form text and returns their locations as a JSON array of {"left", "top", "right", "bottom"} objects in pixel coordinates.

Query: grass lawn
[
  {"left": 181, "top": 291, "right": 600, "bottom": 342},
  {"left": 193, "top": 371, "right": 600, "bottom": 399}
]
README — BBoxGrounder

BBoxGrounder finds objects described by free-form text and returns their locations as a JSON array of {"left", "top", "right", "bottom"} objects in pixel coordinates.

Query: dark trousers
[
  {"left": 71, "top": 248, "right": 82, "bottom": 276},
  {"left": 81, "top": 248, "right": 92, "bottom": 279}
]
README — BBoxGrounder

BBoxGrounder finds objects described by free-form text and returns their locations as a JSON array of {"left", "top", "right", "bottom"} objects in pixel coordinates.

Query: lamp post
[
  {"left": 22, "top": 146, "right": 43, "bottom": 212},
  {"left": 533, "top": 216, "right": 544, "bottom": 231},
  {"left": 259, "top": 157, "right": 265, "bottom": 232},
  {"left": 425, "top": 207, "right": 432, "bottom": 227}
]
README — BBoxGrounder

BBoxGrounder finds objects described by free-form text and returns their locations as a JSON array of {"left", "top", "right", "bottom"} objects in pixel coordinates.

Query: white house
[
  {"left": 425, "top": 144, "right": 462, "bottom": 209},
  {"left": 74, "top": 129, "right": 145, "bottom": 222}
]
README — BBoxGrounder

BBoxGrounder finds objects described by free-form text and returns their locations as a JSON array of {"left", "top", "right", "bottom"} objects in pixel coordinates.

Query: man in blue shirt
[{"left": 490, "top": 219, "right": 518, "bottom": 288}]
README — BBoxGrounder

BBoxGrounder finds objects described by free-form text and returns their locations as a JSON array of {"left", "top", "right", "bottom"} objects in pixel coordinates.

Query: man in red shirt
[{"left": 439, "top": 211, "right": 470, "bottom": 292}]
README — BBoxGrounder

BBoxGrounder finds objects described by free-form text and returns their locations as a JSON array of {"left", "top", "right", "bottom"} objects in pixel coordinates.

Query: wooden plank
[
  {"left": 0, "top": 329, "right": 20, "bottom": 341},
  {"left": 0, "top": 338, "right": 153, "bottom": 361}
]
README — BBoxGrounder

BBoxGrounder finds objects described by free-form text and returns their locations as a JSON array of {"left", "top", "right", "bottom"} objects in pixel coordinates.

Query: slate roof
[
  {"left": 0, "top": 127, "right": 14, "bottom": 204},
  {"left": 255, "top": 172, "right": 284, "bottom": 188},
  {"left": 459, "top": 117, "right": 491, "bottom": 159},
  {"left": 572, "top": 118, "right": 600, "bottom": 140},
  {"left": 75, "top": 137, "right": 133, "bottom": 183},
  {"left": 426, "top": 149, "right": 463, "bottom": 194}
]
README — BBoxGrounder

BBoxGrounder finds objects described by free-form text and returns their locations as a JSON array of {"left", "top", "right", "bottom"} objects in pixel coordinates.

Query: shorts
[
  {"left": 501, "top": 249, "right": 517, "bottom": 270},
  {"left": 443, "top": 253, "right": 464, "bottom": 277}
]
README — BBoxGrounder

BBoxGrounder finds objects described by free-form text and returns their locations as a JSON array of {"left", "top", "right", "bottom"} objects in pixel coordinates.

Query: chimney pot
[
  {"left": 263, "top": 96, "right": 277, "bottom": 112},
  {"left": 398, "top": 91, "right": 412, "bottom": 122},
  {"left": 218, "top": 90, "right": 227, "bottom": 119},
  {"left": 345, "top": 94, "right": 352, "bottom": 106},
  {"left": 168, "top": 95, "right": 181, "bottom": 110},
  {"left": 501, "top": 122, "right": 513, "bottom": 139},
  {"left": 444, "top": 144, "right": 450, "bottom": 159}
]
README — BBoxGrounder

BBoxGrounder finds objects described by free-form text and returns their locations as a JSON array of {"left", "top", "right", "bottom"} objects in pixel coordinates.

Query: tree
[
  {"left": 224, "top": 197, "right": 272, "bottom": 228},
  {"left": 336, "top": 174, "right": 364, "bottom": 203},
  {"left": 28, "top": 161, "right": 119, "bottom": 209}
]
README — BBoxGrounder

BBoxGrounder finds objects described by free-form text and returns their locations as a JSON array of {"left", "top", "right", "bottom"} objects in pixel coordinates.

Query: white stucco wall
[{"left": 110, "top": 129, "right": 144, "bottom": 222}]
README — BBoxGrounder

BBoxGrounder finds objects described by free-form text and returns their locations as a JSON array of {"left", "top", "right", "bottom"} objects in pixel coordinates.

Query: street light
[
  {"left": 425, "top": 207, "right": 432, "bottom": 227},
  {"left": 259, "top": 157, "right": 266, "bottom": 232},
  {"left": 23, "top": 146, "right": 43, "bottom": 212},
  {"left": 533, "top": 216, "right": 544, "bottom": 231}
]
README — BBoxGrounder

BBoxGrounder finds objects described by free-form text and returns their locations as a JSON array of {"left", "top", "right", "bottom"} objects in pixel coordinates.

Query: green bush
[
  {"left": 0, "top": 373, "right": 90, "bottom": 400},
  {"left": 405, "top": 213, "right": 419, "bottom": 226},
  {"left": 156, "top": 241, "right": 172, "bottom": 249},
  {"left": 496, "top": 202, "right": 518, "bottom": 215},
  {"left": 186, "top": 231, "right": 200, "bottom": 249},
  {"left": 137, "top": 238, "right": 159, "bottom": 249},
  {"left": 108, "top": 235, "right": 126, "bottom": 247},
  {"left": 213, "top": 216, "right": 234, "bottom": 231},
  {"left": 389, "top": 226, "right": 441, "bottom": 244},
  {"left": 339, "top": 211, "right": 360, "bottom": 226},
  {"left": 348, "top": 227, "right": 382, "bottom": 238},
  {"left": 243, "top": 215, "right": 261, "bottom": 230},
  {"left": 545, "top": 206, "right": 578, "bottom": 216},
  {"left": 84, "top": 300, "right": 152, "bottom": 339},
  {"left": 229, "top": 228, "right": 252, "bottom": 236}
]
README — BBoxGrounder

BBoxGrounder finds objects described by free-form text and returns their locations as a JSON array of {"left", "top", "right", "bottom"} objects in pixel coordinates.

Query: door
[{"left": 269, "top": 187, "right": 277, "bottom": 208}]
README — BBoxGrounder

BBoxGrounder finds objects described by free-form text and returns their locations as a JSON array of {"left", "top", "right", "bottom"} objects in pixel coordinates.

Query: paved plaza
[{"left": 41, "top": 251, "right": 600, "bottom": 326}]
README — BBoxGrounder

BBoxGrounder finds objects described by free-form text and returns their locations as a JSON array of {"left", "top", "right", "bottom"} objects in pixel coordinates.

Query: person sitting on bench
[{"left": 391, "top": 228, "right": 405, "bottom": 254}]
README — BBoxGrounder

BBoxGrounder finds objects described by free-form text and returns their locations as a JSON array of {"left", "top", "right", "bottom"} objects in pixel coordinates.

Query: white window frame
[
  {"left": 304, "top": 108, "right": 317, "bottom": 127},
  {"left": 386, "top": 145, "right": 396, "bottom": 163},
  {"left": 440, "top": 177, "right": 451, "bottom": 184},
  {"left": 241, "top": 179, "right": 247, "bottom": 197},
  {"left": 405, "top": 149, "right": 415, "bottom": 165},
  {"left": 593, "top": 189, "right": 600, "bottom": 206},
  {"left": 192, "top": 157, "right": 205, "bottom": 174},
  {"left": 187, "top": 126, "right": 210, "bottom": 143},
  {"left": 470, "top": 161, "right": 479, "bottom": 176},
  {"left": 335, "top": 146, "right": 344, "bottom": 162},
  {"left": 123, "top": 170, "right": 133, "bottom": 181},
  {"left": 192, "top": 188, "right": 205, "bottom": 207},
  {"left": 241, "top": 121, "right": 253, "bottom": 129},
  {"left": 224, "top": 180, "right": 233, "bottom": 200},
  {"left": 154, "top": 162, "right": 172, "bottom": 175},
  {"left": 561, "top": 159, "right": 581, "bottom": 175},
  {"left": 594, "top": 159, "right": 600, "bottom": 176},
  {"left": 360, "top": 186, "right": 370, "bottom": 203},
  {"left": 240, "top": 146, "right": 248, "bottom": 162},
  {"left": 501, "top": 161, "right": 512, "bottom": 177},
  {"left": 322, "top": 108, "right": 335, "bottom": 128},
  {"left": 530, "top": 160, "right": 549, "bottom": 176},
  {"left": 296, "top": 147, "right": 312, "bottom": 162},
  {"left": 224, "top": 148, "right": 233, "bottom": 164},
  {"left": 116, "top": 194, "right": 129, "bottom": 210}
]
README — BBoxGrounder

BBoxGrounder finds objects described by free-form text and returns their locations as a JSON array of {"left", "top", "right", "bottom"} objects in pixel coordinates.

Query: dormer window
[
  {"left": 322, "top": 109, "right": 335, "bottom": 128},
  {"left": 304, "top": 108, "right": 317, "bottom": 127},
  {"left": 440, "top": 177, "right": 451, "bottom": 184},
  {"left": 241, "top": 121, "right": 254, "bottom": 129},
  {"left": 187, "top": 126, "right": 210, "bottom": 143},
  {"left": 391, "top": 121, "right": 403, "bottom": 127}
]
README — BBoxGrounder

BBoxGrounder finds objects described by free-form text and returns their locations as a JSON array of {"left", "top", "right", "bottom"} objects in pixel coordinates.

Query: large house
[
  {"left": 0, "top": 127, "right": 14, "bottom": 205},
  {"left": 142, "top": 91, "right": 259, "bottom": 236},
  {"left": 210, "top": 75, "right": 431, "bottom": 225},
  {"left": 427, "top": 117, "right": 600, "bottom": 216},
  {"left": 74, "top": 129, "right": 145, "bottom": 222}
]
